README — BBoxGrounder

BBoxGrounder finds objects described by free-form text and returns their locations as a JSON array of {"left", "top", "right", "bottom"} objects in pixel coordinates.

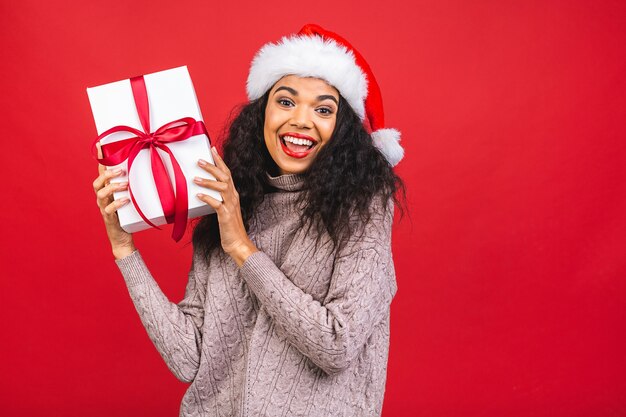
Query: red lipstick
[
  {"left": 279, "top": 132, "right": 318, "bottom": 159},
  {"left": 281, "top": 132, "right": 318, "bottom": 142}
]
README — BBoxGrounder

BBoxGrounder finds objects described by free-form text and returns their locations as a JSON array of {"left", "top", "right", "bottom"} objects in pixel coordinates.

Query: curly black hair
[{"left": 191, "top": 89, "right": 407, "bottom": 261}]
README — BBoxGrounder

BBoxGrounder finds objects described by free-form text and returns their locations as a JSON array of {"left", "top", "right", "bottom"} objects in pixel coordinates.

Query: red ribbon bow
[{"left": 91, "top": 75, "right": 208, "bottom": 242}]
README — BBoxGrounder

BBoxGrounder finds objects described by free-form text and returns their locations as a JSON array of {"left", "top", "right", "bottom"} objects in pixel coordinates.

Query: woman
[{"left": 93, "top": 24, "right": 406, "bottom": 417}]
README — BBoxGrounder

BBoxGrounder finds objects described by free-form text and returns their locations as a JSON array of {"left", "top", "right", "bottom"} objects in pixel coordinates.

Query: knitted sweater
[{"left": 115, "top": 172, "right": 398, "bottom": 417}]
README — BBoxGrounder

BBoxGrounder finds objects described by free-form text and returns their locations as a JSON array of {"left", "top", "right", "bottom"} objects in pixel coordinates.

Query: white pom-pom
[{"left": 371, "top": 128, "right": 404, "bottom": 167}]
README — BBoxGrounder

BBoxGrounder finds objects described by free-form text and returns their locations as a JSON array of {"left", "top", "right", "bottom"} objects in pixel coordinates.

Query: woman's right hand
[{"left": 93, "top": 142, "right": 136, "bottom": 260}]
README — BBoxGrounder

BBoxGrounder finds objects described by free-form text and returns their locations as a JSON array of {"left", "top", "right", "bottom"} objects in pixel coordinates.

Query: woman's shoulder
[
  {"left": 349, "top": 193, "right": 394, "bottom": 228},
  {"left": 337, "top": 193, "right": 394, "bottom": 255}
]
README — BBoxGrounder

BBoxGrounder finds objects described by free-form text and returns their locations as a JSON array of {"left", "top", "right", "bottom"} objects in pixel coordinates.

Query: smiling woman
[
  {"left": 264, "top": 75, "right": 339, "bottom": 174},
  {"left": 95, "top": 23, "right": 406, "bottom": 417}
]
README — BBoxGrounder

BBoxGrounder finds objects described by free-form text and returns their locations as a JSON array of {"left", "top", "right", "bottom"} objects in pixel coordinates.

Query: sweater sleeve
[
  {"left": 115, "top": 249, "right": 205, "bottom": 383},
  {"left": 239, "top": 197, "right": 398, "bottom": 376}
]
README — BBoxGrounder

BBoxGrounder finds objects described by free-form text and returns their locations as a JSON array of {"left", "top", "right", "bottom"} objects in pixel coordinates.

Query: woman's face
[{"left": 264, "top": 75, "right": 339, "bottom": 175}]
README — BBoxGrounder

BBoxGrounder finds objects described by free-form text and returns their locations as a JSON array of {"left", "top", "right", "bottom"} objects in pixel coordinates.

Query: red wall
[{"left": 1, "top": 1, "right": 624, "bottom": 415}]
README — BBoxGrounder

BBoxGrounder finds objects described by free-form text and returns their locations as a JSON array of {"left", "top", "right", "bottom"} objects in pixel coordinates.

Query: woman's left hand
[{"left": 195, "top": 147, "right": 258, "bottom": 266}]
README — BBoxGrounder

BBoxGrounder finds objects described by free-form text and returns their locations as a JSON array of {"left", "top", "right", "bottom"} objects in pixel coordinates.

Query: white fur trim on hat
[
  {"left": 371, "top": 128, "right": 404, "bottom": 167},
  {"left": 246, "top": 35, "right": 368, "bottom": 119}
]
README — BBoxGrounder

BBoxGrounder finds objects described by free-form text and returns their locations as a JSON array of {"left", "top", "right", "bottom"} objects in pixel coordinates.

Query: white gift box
[{"left": 87, "top": 66, "right": 221, "bottom": 235}]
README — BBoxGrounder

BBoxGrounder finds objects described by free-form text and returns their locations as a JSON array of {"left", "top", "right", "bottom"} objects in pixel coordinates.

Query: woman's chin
[
  {"left": 276, "top": 162, "right": 308, "bottom": 175},
  {"left": 273, "top": 151, "right": 308, "bottom": 175}
]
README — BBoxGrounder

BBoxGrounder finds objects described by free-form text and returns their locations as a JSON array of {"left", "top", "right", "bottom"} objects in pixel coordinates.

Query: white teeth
[{"left": 283, "top": 136, "right": 314, "bottom": 147}]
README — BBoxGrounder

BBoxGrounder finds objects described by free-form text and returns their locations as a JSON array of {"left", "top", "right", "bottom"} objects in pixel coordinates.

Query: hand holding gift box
[{"left": 87, "top": 66, "right": 222, "bottom": 241}]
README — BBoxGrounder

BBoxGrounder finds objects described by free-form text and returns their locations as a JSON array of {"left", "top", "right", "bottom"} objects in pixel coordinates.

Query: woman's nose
[{"left": 289, "top": 107, "right": 313, "bottom": 129}]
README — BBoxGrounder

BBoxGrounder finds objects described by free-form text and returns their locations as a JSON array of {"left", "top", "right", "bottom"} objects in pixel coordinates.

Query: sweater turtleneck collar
[{"left": 265, "top": 172, "right": 306, "bottom": 192}]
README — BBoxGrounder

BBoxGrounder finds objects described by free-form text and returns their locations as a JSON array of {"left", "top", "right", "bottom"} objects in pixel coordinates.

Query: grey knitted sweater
[{"left": 115, "top": 172, "right": 397, "bottom": 417}]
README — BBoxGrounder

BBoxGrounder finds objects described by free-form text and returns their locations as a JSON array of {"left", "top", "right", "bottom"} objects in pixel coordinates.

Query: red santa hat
[{"left": 246, "top": 23, "right": 404, "bottom": 167}]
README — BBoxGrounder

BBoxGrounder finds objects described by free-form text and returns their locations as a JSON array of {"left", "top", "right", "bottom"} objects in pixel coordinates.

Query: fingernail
[
  {"left": 198, "top": 159, "right": 207, "bottom": 166},
  {"left": 114, "top": 168, "right": 122, "bottom": 173},
  {"left": 193, "top": 176, "right": 202, "bottom": 183},
  {"left": 196, "top": 193, "right": 203, "bottom": 198},
  {"left": 117, "top": 182, "right": 128, "bottom": 187},
  {"left": 120, "top": 198, "right": 130, "bottom": 204}
]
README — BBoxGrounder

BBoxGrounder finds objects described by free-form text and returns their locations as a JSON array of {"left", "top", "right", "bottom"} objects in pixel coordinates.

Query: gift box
[{"left": 87, "top": 66, "right": 221, "bottom": 241}]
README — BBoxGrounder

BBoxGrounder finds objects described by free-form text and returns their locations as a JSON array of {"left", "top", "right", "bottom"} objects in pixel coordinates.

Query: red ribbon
[{"left": 91, "top": 76, "right": 208, "bottom": 242}]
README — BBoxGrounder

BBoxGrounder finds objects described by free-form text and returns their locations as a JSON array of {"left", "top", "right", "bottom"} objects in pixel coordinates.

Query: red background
[{"left": 1, "top": 0, "right": 624, "bottom": 415}]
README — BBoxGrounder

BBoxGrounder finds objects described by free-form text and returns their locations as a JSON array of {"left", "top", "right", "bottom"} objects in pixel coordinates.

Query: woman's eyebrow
[
  {"left": 274, "top": 86, "right": 297, "bottom": 95},
  {"left": 317, "top": 94, "right": 338, "bottom": 105}
]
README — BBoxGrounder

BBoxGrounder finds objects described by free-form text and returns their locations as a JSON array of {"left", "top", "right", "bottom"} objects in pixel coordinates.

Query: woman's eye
[
  {"left": 278, "top": 99, "right": 293, "bottom": 106},
  {"left": 317, "top": 107, "right": 333, "bottom": 115}
]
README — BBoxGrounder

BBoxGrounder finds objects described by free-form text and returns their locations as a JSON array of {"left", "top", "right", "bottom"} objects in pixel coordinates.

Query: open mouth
[{"left": 279, "top": 133, "right": 318, "bottom": 158}]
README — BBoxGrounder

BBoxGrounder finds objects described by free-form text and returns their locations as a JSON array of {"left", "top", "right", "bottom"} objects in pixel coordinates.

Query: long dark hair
[{"left": 191, "top": 89, "right": 407, "bottom": 261}]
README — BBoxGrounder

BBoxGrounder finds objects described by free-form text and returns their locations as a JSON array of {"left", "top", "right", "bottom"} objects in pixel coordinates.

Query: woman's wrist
[
  {"left": 229, "top": 240, "right": 259, "bottom": 267},
  {"left": 112, "top": 243, "right": 136, "bottom": 260}
]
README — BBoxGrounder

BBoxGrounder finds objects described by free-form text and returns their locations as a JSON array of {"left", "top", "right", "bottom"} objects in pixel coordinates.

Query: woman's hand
[
  {"left": 93, "top": 142, "right": 136, "bottom": 260},
  {"left": 195, "top": 147, "right": 258, "bottom": 266}
]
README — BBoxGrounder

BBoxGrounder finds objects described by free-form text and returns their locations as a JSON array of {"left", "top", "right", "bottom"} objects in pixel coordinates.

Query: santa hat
[{"left": 246, "top": 23, "right": 404, "bottom": 167}]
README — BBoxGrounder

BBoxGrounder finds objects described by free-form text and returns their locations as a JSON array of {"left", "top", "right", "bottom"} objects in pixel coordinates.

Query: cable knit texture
[{"left": 115, "top": 172, "right": 398, "bottom": 417}]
